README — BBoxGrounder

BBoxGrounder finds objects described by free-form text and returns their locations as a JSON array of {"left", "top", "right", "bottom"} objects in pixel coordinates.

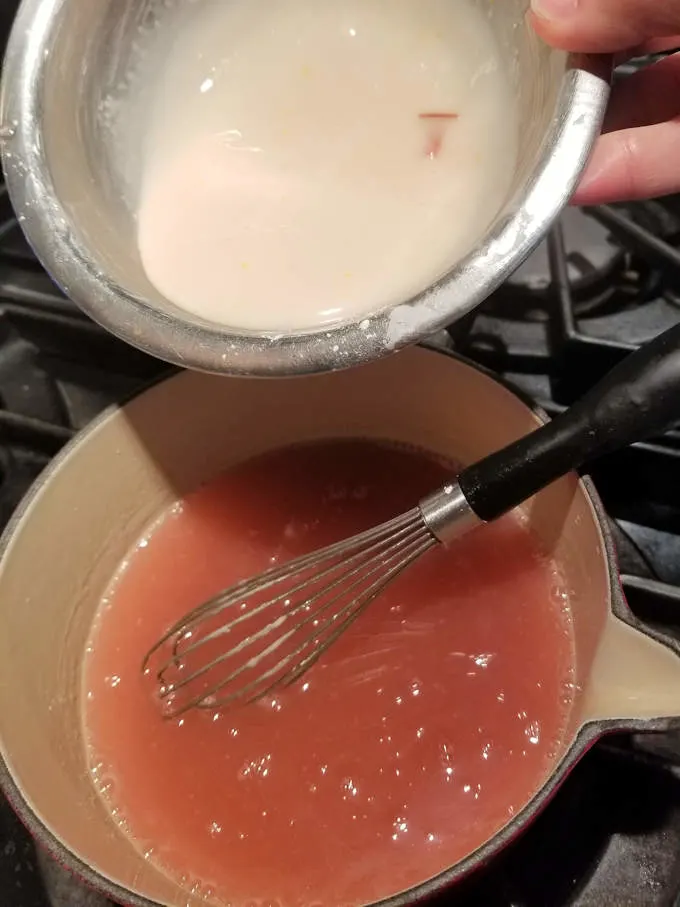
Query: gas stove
[{"left": 3, "top": 17, "right": 680, "bottom": 907}]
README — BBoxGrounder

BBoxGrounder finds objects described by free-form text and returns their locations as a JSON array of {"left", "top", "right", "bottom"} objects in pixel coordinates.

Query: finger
[
  {"left": 572, "top": 119, "right": 680, "bottom": 205},
  {"left": 530, "top": 0, "right": 680, "bottom": 54},
  {"left": 617, "top": 37, "right": 680, "bottom": 64},
  {"left": 604, "top": 53, "right": 680, "bottom": 132},
  {"left": 633, "top": 37, "right": 680, "bottom": 55}
]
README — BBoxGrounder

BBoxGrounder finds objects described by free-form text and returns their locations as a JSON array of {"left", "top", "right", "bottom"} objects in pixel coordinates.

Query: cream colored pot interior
[{"left": 1, "top": 347, "right": 680, "bottom": 907}]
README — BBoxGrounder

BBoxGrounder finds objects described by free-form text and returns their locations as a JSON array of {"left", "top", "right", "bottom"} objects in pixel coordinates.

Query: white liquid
[{"left": 137, "top": 0, "right": 518, "bottom": 332}]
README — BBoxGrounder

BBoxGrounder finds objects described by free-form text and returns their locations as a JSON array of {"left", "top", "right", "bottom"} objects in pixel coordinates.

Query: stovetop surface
[{"left": 3, "top": 14, "right": 680, "bottom": 906}]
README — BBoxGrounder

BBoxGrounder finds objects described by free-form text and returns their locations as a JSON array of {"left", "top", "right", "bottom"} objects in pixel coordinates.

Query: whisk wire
[
  {"left": 186, "top": 530, "right": 434, "bottom": 712},
  {"left": 162, "top": 522, "right": 429, "bottom": 697},
  {"left": 270, "top": 535, "right": 435, "bottom": 687},
  {"left": 171, "top": 511, "right": 427, "bottom": 669},
  {"left": 147, "top": 508, "right": 437, "bottom": 717},
  {"left": 167, "top": 529, "right": 435, "bottom": 715},
  {"left": 143, "top": 509, "right": 421, "bottom": 672}
]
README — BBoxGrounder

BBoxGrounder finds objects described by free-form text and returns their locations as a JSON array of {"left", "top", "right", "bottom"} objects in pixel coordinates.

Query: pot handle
[{"left": 582, "top": 616, "right": 680, "bottom": 724}]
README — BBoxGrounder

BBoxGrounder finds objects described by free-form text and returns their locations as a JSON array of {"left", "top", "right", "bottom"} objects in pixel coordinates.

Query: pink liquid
[{"left": 82, "top": 441, "right": 575, "bottom": 906}]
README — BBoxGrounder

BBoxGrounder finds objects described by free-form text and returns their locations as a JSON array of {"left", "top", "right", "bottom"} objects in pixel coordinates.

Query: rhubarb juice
[{"left": 82, "top": 440, "right": 575, "bottom": 906}]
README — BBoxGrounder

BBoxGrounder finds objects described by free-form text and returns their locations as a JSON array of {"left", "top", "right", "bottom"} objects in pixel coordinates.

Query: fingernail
[{"left": 531, "top": 0, "right": 579, "bottom": 20}]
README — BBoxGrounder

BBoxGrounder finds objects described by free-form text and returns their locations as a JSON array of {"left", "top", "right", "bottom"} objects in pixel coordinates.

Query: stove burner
[
  {"left": 505, "top": 208, "right": 626, "bottom": 309},
  {"left": 488, "top": 206, "right": 674, "bottom": 323}
]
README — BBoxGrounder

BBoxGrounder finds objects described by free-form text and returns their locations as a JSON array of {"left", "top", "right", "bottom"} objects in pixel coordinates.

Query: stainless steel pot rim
[
  {"left": 0, "top": 0, "right": 612, "bottom": 376},
  {"left": 0, "top": 343, "right": 676, "bottom": 907}
]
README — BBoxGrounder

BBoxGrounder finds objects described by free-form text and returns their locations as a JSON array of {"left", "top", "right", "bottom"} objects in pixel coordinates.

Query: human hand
[{"left": 530, "top": 0, "right": 680, "bottom": 205}]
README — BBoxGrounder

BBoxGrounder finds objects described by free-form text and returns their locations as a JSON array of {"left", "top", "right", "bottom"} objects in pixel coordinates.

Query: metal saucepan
[
  {"left": 0, "top": 0, "right": 610, "bottom": 377},
  {"left": 0, "top": 345, "right": 679, "bottom": 907}
]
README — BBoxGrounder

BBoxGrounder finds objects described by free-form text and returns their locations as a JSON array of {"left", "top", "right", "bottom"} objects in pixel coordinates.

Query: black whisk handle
[{"left": 458, "top": 321, "right": 680, "bottom": 523}]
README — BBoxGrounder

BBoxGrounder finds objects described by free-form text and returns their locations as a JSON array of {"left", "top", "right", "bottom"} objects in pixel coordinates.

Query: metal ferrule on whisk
[{"left": 418, "top": 482, "right": 483, "bottom": 546}]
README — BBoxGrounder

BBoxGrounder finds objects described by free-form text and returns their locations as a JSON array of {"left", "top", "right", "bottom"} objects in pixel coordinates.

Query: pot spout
[{"left": 582, "top": 616, "right": 680, "bottom": 725}]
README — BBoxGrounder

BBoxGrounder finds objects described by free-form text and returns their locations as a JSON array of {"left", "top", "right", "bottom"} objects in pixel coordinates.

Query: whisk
[{"left": 144, "top": 322, "right": 680, "bottom": 718}]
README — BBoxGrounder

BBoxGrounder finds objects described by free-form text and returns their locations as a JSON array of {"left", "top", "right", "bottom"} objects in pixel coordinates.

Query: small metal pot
[
  {"left": 0, "top": 345, "right": 679, "bottom": 907},
  {"left": 0, "top": 0, "right": 611, "bottom": 377}
]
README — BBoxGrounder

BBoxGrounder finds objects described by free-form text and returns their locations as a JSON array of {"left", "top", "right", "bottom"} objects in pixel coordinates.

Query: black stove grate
[{"left": 3, "top": 22, "right": 680, "bottom": 906}]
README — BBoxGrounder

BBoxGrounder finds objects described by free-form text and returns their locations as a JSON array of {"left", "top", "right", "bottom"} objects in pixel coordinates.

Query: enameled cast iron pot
[{"left": 1, "top": 344, "right": 680, "bottom": 907}]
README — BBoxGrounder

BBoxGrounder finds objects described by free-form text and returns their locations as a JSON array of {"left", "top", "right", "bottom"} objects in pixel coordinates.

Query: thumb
[{"left": 530, "top": 0, "right": 680, "bottom": 52}]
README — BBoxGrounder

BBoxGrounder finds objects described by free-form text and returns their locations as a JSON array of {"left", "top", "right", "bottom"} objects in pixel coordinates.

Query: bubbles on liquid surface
[
  {"left": 178, "top": 875, "right": 220, "bottom": 905},
  {"left": 551, "top": 583, "right": 572, "bottom": 614},
  {"left": 91, "top": 762, "right": 118, "bottom": 801},
  {"left": 440, "top": 743, "right": 455, "bottom": 781},
  {"left": 391, "top": 815, "right": 409, "bottom": 841},
  {"left": 524, "top": 720, "right": 541, "bottom": 746},
  {"left": 238, "top": 753, "right": 272, "bottom": 781},
  {"left": 558, "top": 677, "right": 581, "bottom": 711},
  {"left": 89, "top": 760, "right": 105, "bottom": 782},
  {"left": 342, "top": 778, "right": 358, "bottom": 799},
  {"left": 472, "top": 653, "right": 494, "bottom": 669}
]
